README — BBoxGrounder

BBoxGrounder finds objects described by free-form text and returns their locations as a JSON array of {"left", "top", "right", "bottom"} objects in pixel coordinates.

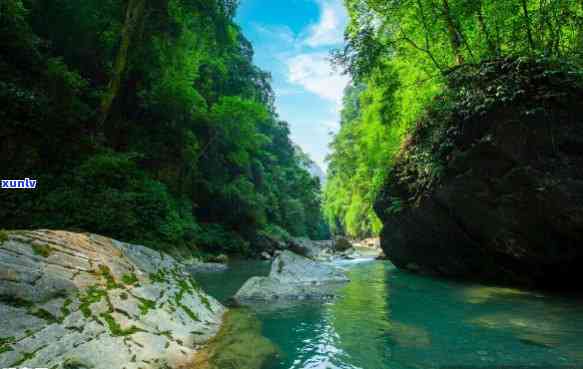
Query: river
[{"left": 193, "top": 257, "right": 583, "bottom": 369}]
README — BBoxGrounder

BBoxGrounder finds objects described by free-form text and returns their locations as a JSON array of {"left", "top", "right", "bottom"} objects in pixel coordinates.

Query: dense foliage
[
  {"left": 0, "top": 0, "right": 329, "bottom": 255},
  {"left": 324, "top": 0, "right": 583, "bottom": 237}
]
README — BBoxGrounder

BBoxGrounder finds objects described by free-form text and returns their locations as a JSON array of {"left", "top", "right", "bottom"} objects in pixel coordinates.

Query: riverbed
[{"left": 193, "top": 258, "right": 583, "bottom": 369}]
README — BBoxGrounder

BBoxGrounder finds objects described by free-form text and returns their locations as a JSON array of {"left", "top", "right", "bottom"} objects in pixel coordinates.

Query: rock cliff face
[
  {"left": 0, "top": 230, "right": 225, "bottom": 369},
  {"left": 374, "top": 59, "right": 583, "bottom": 290}
]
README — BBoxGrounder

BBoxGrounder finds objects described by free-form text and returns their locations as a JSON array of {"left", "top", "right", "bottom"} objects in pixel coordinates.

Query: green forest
[
  {"left": 1, "top": 0, "right": 583, "bottom": 250},
  {"left": 323, "top": 0, "right": 583, "bottom": 238},
  {"left": 1, "top": 1, "right": 583, "bottom": 368},
  {"left": 0, "top": 0, "right": 329, "bottom": 256}
]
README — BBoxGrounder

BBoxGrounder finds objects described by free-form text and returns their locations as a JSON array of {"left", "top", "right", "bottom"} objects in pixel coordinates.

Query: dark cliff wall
[{"left": 374, "top": 58, "right": 583, "bottom": 290}]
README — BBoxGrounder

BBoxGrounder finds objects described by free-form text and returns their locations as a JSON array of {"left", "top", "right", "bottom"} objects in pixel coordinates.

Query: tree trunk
[
  {"left": 96, "top": 0, "right": 145, "bottom": 144},
  {"left": 520, "top": 0, "right": 535, "bottom": 54},
  {"left": 580, "top": 3, "right": 583, "bottom": 54},
  {"left": 477, "top": 1, "right": 497, "bottom": 56},
  {"left": 441, "top": 0, "right": 464, "bottom": 64}
]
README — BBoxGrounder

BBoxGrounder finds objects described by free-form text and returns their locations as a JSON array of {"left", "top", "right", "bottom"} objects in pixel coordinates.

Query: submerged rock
[
  {"left": 191, "top": 308, "right": 279, "bottom": 369},
  {"left": 388, "top": 322, "right": 432, "bottom": 348},
  {"left": 234, "top": 250, "right": 349, "bottom": 302},
  {"left": 0, "top": 230, "right": 225, "bottom": 369}
]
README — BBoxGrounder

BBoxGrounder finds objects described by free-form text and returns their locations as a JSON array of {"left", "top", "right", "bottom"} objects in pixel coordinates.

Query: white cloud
[
  {"left": 286, "top": 52, "right": 350, "bottom": 105},
  {"left": 322, "top": 120, "right": 339, "bottom": 131},
  {"left": 244, "top": 0, "right": 350, "bottom": 170},
  {"left": 303, "top": 0, "right": 348, "bottom": 47},
  {"left": 274, "top": 87, "right": 305, "bottom": 97},
  {"left": 253, "top": 23, "right": 298, "bottom": 47}
]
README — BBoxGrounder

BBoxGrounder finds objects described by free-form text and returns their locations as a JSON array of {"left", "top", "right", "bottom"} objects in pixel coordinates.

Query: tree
[
  {"left": 325, "top": 0, "right": 583, "bottom": 237},
  {"left": 0, "top": 0, "right": 330, "bottom": 255},
  {"left": 97, "top": 0, "right": 145, "bottom": 142}
]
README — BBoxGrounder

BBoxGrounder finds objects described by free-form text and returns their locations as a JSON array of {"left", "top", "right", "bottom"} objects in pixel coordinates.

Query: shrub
[{"left": 36, "top": 151, "right": 198, "bottom": 249}]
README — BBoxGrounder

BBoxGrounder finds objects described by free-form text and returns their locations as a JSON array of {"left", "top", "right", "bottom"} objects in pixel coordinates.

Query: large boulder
[
  {"left": 286, "top": 237, "right": 317, "bottom": 258},
  {"left": 374, "top": 59, "right": 583, "bottom": 290},
  {"left": 270, "top": 250, "right": 349, "bottom": 284},
  {"left": 253, "top": 233, "right": 287, "bottom": 255},
  {"left": 333, "top": 237, "right": 353, "bottom": 252},
  {"left": 287, "top": 238, "right": 336, "bottom": 260},
  {"left": 234, "top": 251, "right": 349, "bottom": 302},
  {"left": 0, "top": 230, "right": 225, "bottom": 369}
]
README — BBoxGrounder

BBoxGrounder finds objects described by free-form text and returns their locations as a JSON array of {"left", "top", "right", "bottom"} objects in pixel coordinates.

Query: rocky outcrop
[
  {"left": 286, "top": 237, "right": 331, "bottom": 259},
  {"left": 0, "top": 230, "right": 225, "bottom": 369},
  {"left": 333, "top": 237, "right": 353, "bottom": 252},
  {"left": 253, "top": 233, "right": 288, "bottom": 257},
  {"left": 234, "top": 251, "right": 349, "bottom": 302},
  {"left": 269, "top": 250, "right": 349, "bottom": 284},
  {"left": 374, "top": 59, "right": 583, "bottom": 290}
]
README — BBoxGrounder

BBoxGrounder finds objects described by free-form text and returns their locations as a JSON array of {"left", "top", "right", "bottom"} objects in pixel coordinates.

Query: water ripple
[{"left": 197, "top": 260, "right": 583, "bottom": 369}]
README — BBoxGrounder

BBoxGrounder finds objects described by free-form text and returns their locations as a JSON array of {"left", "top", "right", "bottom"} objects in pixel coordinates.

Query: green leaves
[
  {"left": 0, "top": 0, "right": 330, "bottom": 255},
  {"left": 210, "top": 96, "right": 271, "bottom": 167},
  {"left": 326, "top": 0, "right": 583, "bottom": 238}
]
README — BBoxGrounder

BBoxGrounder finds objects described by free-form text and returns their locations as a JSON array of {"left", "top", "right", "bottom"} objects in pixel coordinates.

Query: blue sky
[{"left": 236, "top": 0, "right": 350, "bottom": 169}]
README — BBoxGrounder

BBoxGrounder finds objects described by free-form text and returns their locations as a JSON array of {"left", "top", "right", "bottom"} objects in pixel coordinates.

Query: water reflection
[
  {"left": 195, "top": 259, "right": 583, "bottom": 369},
  {"left": 327, "top": 261, "right": 394, "bottom": 368},
  {"left": 461, "top": 285, "right": 546, "bottom": 304}
]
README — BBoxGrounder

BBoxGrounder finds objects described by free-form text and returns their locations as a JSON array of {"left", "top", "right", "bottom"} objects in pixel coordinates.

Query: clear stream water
[{"left": 194, "top": 258, "right": 583, "bottom": 369}]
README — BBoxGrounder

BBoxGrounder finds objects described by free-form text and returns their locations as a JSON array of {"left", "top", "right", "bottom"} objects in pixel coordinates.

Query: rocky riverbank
[
  {"left": 0, "top": 230, "right": 225, "bottom": 369},
  {"left": 256, "top": 235, "right": 372, "bottom": 262}
]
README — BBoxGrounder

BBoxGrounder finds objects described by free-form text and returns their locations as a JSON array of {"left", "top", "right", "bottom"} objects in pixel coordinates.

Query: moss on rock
[
  {"left": 192, "top": 309, "right": 279, "bottom": 369},
  {"left": 0, "top": 336, "right": 15, "bottom": 354},
  {"left": 121, "top": 272, "right": 138, "bottom": 286},
  {"left": 98, "top": 265, "right": 120, "bottom": 289},
  {"left": 99, "top": 312, "right": 145, "bottom": 337},
  {"left": 78, "top": 285, "right": 108, "bottom": 318},
  {"left": 32, "top": 243, "right": 54, "bottom": 258},
  {"left": 0, "top": 230, "right": 9, "bottom": 244}
]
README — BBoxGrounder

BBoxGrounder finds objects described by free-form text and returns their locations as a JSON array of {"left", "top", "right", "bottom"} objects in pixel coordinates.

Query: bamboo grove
[{"left": 324, "top": 0, "right": 583, "bottom": 238}]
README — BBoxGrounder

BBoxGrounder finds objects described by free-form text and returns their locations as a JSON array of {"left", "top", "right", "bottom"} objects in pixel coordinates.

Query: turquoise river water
[{"left": 194, "top": 258, "right": 583, "bottom": 369}]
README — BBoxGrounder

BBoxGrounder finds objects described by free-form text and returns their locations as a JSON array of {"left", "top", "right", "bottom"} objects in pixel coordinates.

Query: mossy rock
[
  {"left": 121, "top": 273, "right": 138, "bottom": 285},
  {"left": 194, "top": 309, "right": 279, "bottom": 369},
  {"left": 0, "top": 230, "right": 10, "bottom": 244},
  {"left": 334, "top": 237, "right": 352, "bottom": 252},
  {"left": 207, "top": 254, "right": 229, "bottom": 264},
  {"left": 32, "top": 243, "right": 54, "bottom": 258}
]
